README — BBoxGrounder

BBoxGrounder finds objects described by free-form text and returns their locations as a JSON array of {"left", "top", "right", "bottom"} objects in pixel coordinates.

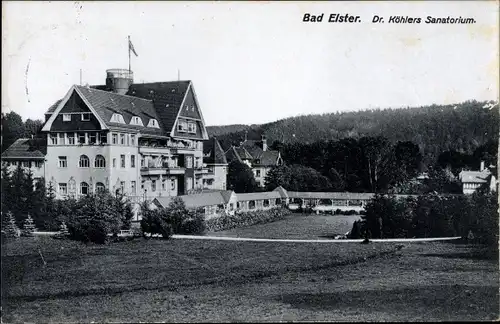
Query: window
[
  {"left": 171, "top": 179, "right": 175, "bottom": 190},
  {"left": 11, "top": 161, "right": 17, "bottom": 166},
  {"left": 50, "top": 134, "right": 58, "bottom": 145},
  {"left": 59, "top": 183, "right": 67, "bottom": 195},
  {"left": 141, "top": 180, "right": 145, "bottom": 189},
  {"left": 89, "top": 132, "right": 97, "bottom": 144},
  {"left": 96, "top": 182, "right": 105, "bottom": 192},
  {"left": 130, "top": 116, "right": 143, "bottom": 126},
  {"left": 256, "top": 170, "right": 261, "bottom": 177},
  {"left": 111, "top": 113, "right": 125, "bottom": 124},
  {"left": 80, "top": 182, "right": 89, "bottom": 195},
  {"left": 148, "top": 119, "right": 160, "bottom": 128},
  {"left": 78, "top": 133, "right": 86, "bottom": 144},
  {"left": 113, "top": 158, "right": 116, "bottom": 168},
  {"left": 120, "top": 134, "right": 125, "bottom": 145},
  {"left": 81, "top": 113, "right": 90, "bottom": 121},
  {"left": 63, "top": 114, "right": 71, "bottom": 122},
  {"left": 112, "top": 133, "right": 118, "bottom": 144},
  {"left": 22, "top": 161, "right": 31, "bottom": 168},
  {"left": 58, "top": 156, "right": 67, "bottom": 168},
  {"left": 130, "top": 134, "right": 136, "bottom": 146},
  {"left": 151, "top": 180, "right": 156, "bottom": 192},
  {"left": 131, "top": 181, "right": 136, "bottom": 194},
  {"left": 187, "top": 122, "right": 197, "bottom": 133},
  {"left": 95, "top": 155, "right": 106, "bottom": 168},
  {"left": 120, "top": 155, "right": 125, "bottom": 168},
  {"left": 68, "top": 133, "right": 75, "bottom": 145},
  {"left": 186, "top": 177, "right": 193, "bottom": 191},
  {"left": 141, "top": 156, "right": 145, "bottom": 168},
  {"left": 100, "top": 133, "right": 107, "bottom": 144},
  {"left": 58, "top": 133, "right": 64, "bottom": 144},
  {"left": 162, "top": 180, "right": 166, "bottom": 190},
  {"left": 131, "top": 155, "right": 136, "bottom": 168},
  {"left": 120, "top": 181, "right": 125, "bottom": 193},
  {"left": 177, "top": 120, "right": 188, "bottom": 132},
  {"left": 34, "top": 161, "right": 43, "bottom": 168},
  {"left": 79, "top": 155, "right": 90, "bottom": 168}
]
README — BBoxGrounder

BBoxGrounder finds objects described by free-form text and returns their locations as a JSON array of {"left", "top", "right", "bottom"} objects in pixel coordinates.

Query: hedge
[{"left": 205, "top": 207, "right": 292, "bottom": 232}]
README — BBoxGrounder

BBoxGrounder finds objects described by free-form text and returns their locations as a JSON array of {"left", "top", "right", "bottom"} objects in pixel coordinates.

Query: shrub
[
  {"left": 348, "top": 220, "right": 362, "bottom": 239},
  {"left": 205, "top": 207, "right": 291, "bottom": 232},
  {"left": 178, "top": 209, "right": 206, "bottom": 235},
  {"left": 21, "top": 214, "right": 37, "bottom": 237},
  {"left": 140, "top": 202, "right": 173, "bottom": 239}
]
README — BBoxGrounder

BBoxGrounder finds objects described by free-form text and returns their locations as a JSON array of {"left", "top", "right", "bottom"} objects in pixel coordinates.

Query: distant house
[
  {"left": 202, "top": 137, "right": 228, "bottom": 190},
  {"left": 458, "top": 161, "right": 497, "bottom": 195},
  {"left": 1, "top": 138, "right": 47, "bottom": 184},
  {"left": 224, "top": 134, "right": 283, "bottom": 187}
]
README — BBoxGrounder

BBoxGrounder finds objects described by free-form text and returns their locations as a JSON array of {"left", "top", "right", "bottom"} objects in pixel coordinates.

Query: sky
[{"left": 2, "top": 1, "right": 499, "bottom": 126}]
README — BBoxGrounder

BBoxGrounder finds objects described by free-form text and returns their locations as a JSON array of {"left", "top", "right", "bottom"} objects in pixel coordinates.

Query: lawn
[
  {"left": 207, "top": 213, "right": 361, "bottom": 239},
  {"left": 2, "top": 234, "right": 498, "bottom": 322}
]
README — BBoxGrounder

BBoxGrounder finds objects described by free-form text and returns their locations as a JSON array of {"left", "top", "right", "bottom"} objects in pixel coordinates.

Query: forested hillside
[{"left": 208, "top": 100, "right": 499, "bottom": 164}]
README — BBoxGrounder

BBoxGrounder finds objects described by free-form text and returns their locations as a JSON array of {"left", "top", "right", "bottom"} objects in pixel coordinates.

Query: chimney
[
  {"left": 480, "top": 161, "right": 485, "bottom": 172},
  {"left": 261, "top": 134, "right": 267, "bottom": 151}
]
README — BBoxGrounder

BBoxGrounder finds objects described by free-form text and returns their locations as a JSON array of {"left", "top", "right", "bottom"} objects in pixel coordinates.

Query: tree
[
  {"left": 359, "top": 137, "right": 393, "bottom": 192},
  {"left": 362, "top": 193, "right": 399, "bottom": 238},
  {"left": 21, "top": 214, "right": 37, "bottom": 237},
  {"left": 2, "top": 211, "right": 20, "bottom": 238},
  {"left": 24, "top": 119, "right": 44, "bottom": 138},
  {"left": 1, "top": 112, "right": 26, "bottom": 153},
  {"left": 327, "top": 168, "right": 345, "bottom": 191},
  {"left": 227, "top": 161, "right": 258, "bottom": 193},
  {"left": 264, "top": 165, "right": 291, "bottom": 191},
  {"left": 1, "top": 164, "right": 13, "bottom": 213}
]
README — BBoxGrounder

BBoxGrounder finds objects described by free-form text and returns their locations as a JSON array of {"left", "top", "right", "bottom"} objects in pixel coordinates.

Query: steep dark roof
[
  {"left": 225, "top": 146, "right": 243, "bottom": 163},
  {"left": 75, "top": 86, "right": 164, "bottom": 136},
  {"left": 44, "top": 81, "right": 193, "bottom": 137},
  {"left": 258, "top": 150, "right": 281, "bottom": 166},
  {"left": 1, "top": 138, "right": 47, "bottom": 159},
  {"left": 204, "top": 138, "right": 227, "bottom": 165},
  {"left": 127, "top": 81, "right": 191, "bottom": 135},
  {"left": 45, "top": 99, "right": 63, "bottom": 114},
  {"left": 235, "top": 147, "right": 253, "bottom": 160}
]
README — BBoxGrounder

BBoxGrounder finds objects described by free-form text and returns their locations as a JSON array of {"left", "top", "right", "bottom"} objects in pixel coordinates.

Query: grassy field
[
  {"left": 207, "top": 213, "right": 361, "bottom": 239},
  {"left": 2, "top": 233, "right": 498, "bottom": 322}
]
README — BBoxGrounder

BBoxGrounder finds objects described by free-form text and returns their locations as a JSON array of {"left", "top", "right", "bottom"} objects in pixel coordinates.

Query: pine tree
[
  {"left": 22, "top": 214, "right": 37, "bottom": 237},
  {"left": 3, "top": 211, "right": 20, "bottom": 238},
  {"left": 1, "top": 164, "right": 13, "bottom": 213}
]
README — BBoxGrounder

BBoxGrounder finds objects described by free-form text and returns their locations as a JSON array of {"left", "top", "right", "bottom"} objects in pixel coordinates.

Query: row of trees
[
  {"left": 211, "top": 100, "right": 498, "bottom": 166},
  {"left": 352, "top": 189, "right": 498, "bottom": 245},
  {"left": 1, "top": 163, "right": 134, "bottom": 235}
]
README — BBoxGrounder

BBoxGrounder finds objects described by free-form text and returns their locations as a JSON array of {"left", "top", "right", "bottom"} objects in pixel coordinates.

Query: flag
[{"left": 129, "top": 38, "right": 138, "bottom": 57}]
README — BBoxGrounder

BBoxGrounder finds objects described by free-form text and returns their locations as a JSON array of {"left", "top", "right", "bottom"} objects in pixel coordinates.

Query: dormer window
[
  {"left": 130, "top": 116, "right": 144, "bottom": 126},
  {"left": 63, "top": 114, "right": 71, "bottom": 122},
  {"left": 111, "top": 113, "right": 125, "bottom": 124},
  {"left": 147, "top": 119, "right": 160, "bottom": 128}
]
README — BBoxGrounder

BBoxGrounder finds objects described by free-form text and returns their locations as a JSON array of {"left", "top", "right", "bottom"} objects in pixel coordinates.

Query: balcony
[
  {"left": 140, "top": 162, "right": 185, "bottom": 176},
  {"left": 194, "top": 166, "right": 209, "bottom": 174}
]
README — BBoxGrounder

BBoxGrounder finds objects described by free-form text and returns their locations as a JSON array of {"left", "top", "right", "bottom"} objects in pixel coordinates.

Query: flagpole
[{"left": 128, "top": 35, "right": 131, "bottom": 72}]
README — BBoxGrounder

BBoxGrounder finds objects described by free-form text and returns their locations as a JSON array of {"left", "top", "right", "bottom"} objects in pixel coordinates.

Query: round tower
[{"left": 105, "top": 69, "right": 133, "bottom": 95}]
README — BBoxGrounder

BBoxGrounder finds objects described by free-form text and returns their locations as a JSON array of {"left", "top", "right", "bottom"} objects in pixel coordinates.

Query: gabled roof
[
  {"left": 127, "top": 81, "right": 191, "bottom": 136},
  {"left": 273, "top": 186, "right": 289, "bottom": 199},
  {"left": 235, "top": 191, "right": 282, "bottom": 201},
  {"left": 1, "top": 138, "right": 47, "bottom": 159},
  {"left": 287, "top": 191, "right": 375, "bottom": 200},
  {"left": 225, "top": 146, "right": 243, "bottom": 163},
  {"left": 459, "top": 170, "right": 491, "bottom": 184},
  {"left": 203, "top": 138, "right": 228, "bottom": 165},
  {"left": 42, "top": 80, "right": 209, "bottom": 139},
  {"left": 235, "top": 147, "right": 253, "bottom": 160},
  {"left": 153, "top": 190, "right": 234, "bottom": 209},
  {"left": 258, "top": 150, "right": 281, "bottom": 166},
  {"left": 75, "top": 86, "right": 164, "bottom": 136},
  {"left": 241, "top": 140, "right": 264, "bottom": 157}
]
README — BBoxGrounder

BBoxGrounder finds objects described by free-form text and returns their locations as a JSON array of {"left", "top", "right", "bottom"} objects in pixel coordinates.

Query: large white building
[{"left": 2, "top": 69, "right": 228, "bottom": 207}]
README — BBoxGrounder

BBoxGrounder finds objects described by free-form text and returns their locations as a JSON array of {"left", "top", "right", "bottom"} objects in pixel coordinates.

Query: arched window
[
  {"left": 95, "top": 182, "right": 105, "bottom": 192},
  {"left": 80, "top": 182, "right": 89, "bottom": 195},
  {"left": 94, "top": 155, "right": 106, "bottom": 168},
  {"left": 79, "top": 155, "right": 90, "bottom": 168}
]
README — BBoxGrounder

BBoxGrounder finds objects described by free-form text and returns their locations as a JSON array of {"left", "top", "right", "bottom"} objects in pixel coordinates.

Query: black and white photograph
[{"left": 1, "top": 1, "right": 499, "bottom": 322}]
